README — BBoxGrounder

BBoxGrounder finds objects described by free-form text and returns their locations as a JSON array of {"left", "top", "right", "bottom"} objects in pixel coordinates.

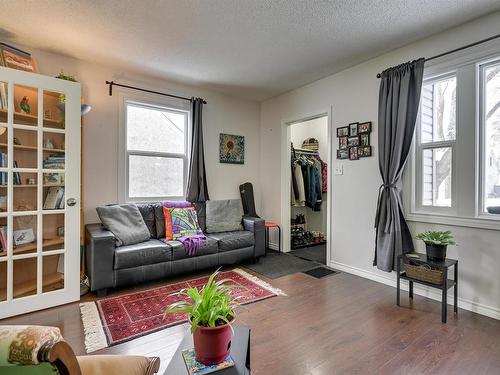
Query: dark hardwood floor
[{"left": 2, "top": 267, "right": 500, "bottom": 375}]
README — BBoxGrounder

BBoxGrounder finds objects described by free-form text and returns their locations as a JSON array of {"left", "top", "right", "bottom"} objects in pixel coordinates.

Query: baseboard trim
[
  {"left": 267, "top": 241, "right": 290, "bottom": 253},
  {"left": 329, "top": 260, "right": 500, "bottom": 321}
]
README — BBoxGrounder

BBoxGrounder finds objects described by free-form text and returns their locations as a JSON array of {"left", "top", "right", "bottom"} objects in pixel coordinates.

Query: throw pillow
[
  {"left": 163, "top": 206, "right": 202, "bottom": 240},
  {"left": 205, "top": 199, "right": 244, "bottom": 233},
  {"left": 96, "top": 204, "right": 151, "bottom": 246}
]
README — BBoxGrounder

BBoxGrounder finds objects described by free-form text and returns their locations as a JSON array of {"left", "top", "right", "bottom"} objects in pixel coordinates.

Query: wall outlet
[{"left": 335, "top": 164, "right": 343, "bottom": 175}]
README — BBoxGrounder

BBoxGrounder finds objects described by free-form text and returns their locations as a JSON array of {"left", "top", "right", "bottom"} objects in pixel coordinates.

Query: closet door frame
[{"left": 280, "top": 108, "right": 333, "bottom": 263}]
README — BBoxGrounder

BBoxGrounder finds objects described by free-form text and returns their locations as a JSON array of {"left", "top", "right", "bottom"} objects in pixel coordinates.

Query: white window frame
[
  {"left": 403, "top": 42, "right": 500, "bottom": 230},
  {"left": 118, "top": 92, "right": 191, "bottom": 202},
  {"left": 413, "top": 72, "right": 458, "bottom": 216}
]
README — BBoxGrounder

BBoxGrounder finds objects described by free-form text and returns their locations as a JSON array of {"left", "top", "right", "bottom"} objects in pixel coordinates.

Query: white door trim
[{"left": 280, "top": 107, "right": 333, "bottom": 264}]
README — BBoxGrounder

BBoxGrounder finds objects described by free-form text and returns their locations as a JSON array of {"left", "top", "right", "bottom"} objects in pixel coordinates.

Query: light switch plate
[{"left": 335, "top": 164, "right": 343, "bottom": 175}]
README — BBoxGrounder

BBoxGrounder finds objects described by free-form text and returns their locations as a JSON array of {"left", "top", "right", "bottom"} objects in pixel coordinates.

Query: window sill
[{"left": 406, "top": 212, "right": 500, "bottom": 231}]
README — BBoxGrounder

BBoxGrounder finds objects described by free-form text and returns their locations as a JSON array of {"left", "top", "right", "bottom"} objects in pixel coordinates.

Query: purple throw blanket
[{"left": 177, "top": 234, "right": 208, "bottom": 256}]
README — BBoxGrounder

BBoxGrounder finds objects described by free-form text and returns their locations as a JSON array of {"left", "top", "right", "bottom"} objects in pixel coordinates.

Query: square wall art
[{"left": 219, "top": 133, "right": 245, "bottom": 164}]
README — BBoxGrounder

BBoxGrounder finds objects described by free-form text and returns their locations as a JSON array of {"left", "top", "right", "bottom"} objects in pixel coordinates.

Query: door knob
[{"left": 67, "top": 198, "right": 77, "bottom": 206}]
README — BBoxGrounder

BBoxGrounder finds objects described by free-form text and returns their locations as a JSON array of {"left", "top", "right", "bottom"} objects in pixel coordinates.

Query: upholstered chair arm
[
  {"left": 85, "top": 223, "right": 116, "bottom": 293},
  {"left": 77, "top": 355, "right": 160, "bottom": 375},
  {"left": 243, "top": 217, "right": 265, "bottom": 258},
  {"left": 0, "top": 326, "right": 64, "bottom": 367}
]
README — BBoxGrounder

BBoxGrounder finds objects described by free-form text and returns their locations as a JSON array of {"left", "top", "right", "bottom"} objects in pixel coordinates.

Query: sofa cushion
[
  {"left": 165, "top": 237, "right": 218, "bottom": 260},
  {"left": 96, "top": 204, "right": 151, "bottom": 246},
  {"left": 208, "top": 231, "right": 254, "bottom": 252},
  {"left": 153, "top": 203, "right": 165, "bottom": 239},
  {"left": 137, "top": 204, "right": 156, "bottom": 238},
  {"left": 206, "top": 199, "right": 243, "bottom": 233},
  {"left": 114, "top": 239, "right": 172, "bottom": 269}
]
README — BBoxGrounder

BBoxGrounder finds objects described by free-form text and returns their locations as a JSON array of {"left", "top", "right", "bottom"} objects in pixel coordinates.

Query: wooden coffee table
[{"left": 164, "top": 326, "right": 251, "bottom": 374}]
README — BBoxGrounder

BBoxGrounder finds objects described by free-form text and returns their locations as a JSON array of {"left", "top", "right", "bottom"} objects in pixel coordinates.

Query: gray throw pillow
[
  {"left": 206, "top": 199, "right": 243, "bottom": 233},
  {"left": 96, "top": 204, "right": 151, "bottom": 246}
]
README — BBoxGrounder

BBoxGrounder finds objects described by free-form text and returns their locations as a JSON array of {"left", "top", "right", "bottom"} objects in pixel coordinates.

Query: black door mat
[
  {"left": 303, "top": 267, "right": 339, "bottom": 279},
  {"left": 244, "top": 250, "right": 319, "bottom": 279}
]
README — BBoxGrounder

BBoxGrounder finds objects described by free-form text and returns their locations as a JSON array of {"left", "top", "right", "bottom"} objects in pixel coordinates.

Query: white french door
[{"left": 0, "top": 67, "right": 81, "bottom": 318}]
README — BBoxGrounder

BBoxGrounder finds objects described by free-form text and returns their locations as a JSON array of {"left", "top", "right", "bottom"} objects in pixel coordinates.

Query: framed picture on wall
[
  {"left": 347, "top": 136, "right": 359, "bottom": 147},
  {"left": 349, "top": 122, "right": 359, "bottom": 137},
  {"left": 0, "top": 43, "right": 38, "bottom": 73},
  {"left": 358, "top": 121, "right": 372, "bottom": 134},
  {"left": 360, "top": 133, "right": 370, "bottom": 147},
  {"left": 219, "top": 133, "right": 245, "bottom": 164},
  {"left": 337, "top": 126, "right": 349, "bottom": 137},
  {"left": 349, "top": 146, "right": 359, "bottom": 160},
  {"left": 337, "top": 149, "right": 348, "bottom": 159},
  {"left": 359, "top": 146, "right": 372, "bottom": 157},
  {"left": 339, "top": 136, "right": 348, "bottom": 150}
]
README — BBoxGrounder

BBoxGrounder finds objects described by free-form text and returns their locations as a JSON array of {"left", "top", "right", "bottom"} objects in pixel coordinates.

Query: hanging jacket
[{"left": 294, "top": 163, "right": 306, "bottom": 206}]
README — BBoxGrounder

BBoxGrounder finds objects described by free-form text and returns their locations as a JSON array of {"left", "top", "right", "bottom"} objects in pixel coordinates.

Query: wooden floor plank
[{"left": 1, "top": 266, "right": 499, "bottom": 374}]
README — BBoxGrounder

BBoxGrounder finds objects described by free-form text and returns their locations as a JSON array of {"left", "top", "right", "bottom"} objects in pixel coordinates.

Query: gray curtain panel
[
  {"left": 186, "top": 98, "right": 210, "bottom": 203},
  {"left": 374, "top": 59, "right": 425, "bottom": 272}
]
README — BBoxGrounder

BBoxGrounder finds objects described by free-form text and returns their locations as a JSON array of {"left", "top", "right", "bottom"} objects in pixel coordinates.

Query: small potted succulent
[
  {"left": 164, "top": 269, "right": 238, "bottom": 365},
  {"left": 415, "top": 230, "right": 457, "bottom": 261}
]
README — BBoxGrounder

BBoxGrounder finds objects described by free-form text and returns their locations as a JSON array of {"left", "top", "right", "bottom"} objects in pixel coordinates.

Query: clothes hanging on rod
[{"left": 291, "top": 144, "right": 325, "bottom": 211}]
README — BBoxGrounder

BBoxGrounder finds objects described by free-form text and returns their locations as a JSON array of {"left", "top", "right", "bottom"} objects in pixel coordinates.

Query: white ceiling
[{"left": 1, "top": 1, "right": 500, "bottom": 101}]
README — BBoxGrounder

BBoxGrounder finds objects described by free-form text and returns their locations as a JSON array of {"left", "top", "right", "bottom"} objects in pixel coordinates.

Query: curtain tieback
[{"left": 374, "top": 183, "right": 397, "bottom": 229}]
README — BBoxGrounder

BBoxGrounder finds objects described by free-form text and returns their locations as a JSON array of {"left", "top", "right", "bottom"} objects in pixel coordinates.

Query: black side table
[
  {"left": 165, "top": 326, "right": 251, "bottom": 374},
  {"left": 396, "top": 253, "right": 458, "bottom": 323}
]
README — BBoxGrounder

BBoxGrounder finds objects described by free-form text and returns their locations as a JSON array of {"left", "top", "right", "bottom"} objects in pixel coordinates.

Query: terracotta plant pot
[
  {"left": 193, "top": 322, "right": 233, "bottom": 365},
  {"left": 425, "top": 243, "right": 447, "bottom": 261}
]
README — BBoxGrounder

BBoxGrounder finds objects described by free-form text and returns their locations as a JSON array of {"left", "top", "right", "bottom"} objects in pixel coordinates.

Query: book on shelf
[
  {"left": 43, "top": 154, "right": 65, "bottom": 169},
  {"left": 12, "top": 161, "right": 21, "bottom": 185},
  {"left": 0, "top": 226, "right": 6, "bottom": 251},
  {"left": 181, "top": 348, "right": 235, "bottom": 375},
  {"left": 43, "top": 186, "right": 64, "bottom": 210},
  {"left": 0, "top": 83, "right": 7, "bottom": 110},
  {"left": 0, "top": 152, "right": 6, "bottom": 185}
]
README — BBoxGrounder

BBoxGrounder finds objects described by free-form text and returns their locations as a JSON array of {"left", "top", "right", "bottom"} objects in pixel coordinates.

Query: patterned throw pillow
[{"left": 163, "top": 206, "right": 202, "bottom": 240}]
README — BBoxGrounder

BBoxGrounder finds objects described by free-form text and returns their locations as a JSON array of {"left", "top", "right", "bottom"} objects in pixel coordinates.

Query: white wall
[
  {"left": 23, "top": 46, "right": 261, "bottom": 224},
  {"left": 290, "top": 116, "right": 328, "bottom": 234},
  {"left": 260, "top": 11, "right": 500, "bottom": 319}
]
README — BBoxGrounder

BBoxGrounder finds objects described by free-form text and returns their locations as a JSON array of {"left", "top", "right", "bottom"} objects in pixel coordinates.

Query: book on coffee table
[{"left": 182, "top": 348, "right": 235, "bottom": 374}]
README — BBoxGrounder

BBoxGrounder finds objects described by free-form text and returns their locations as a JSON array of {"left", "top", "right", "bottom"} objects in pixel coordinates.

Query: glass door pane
[
  {"left": 13, "top": 257, "right": 37, "bottom": 299},
  {"left": 42, "top": 254, "right": 64, "bottom": 293},
  {"left": 14, "top": 85, "right": 38, "bottom": 127}
]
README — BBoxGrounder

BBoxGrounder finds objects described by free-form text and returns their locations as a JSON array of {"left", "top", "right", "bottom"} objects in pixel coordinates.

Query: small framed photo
[
  {"left": 347, "top": 136, "right": 359, "bottom": 147},
  {"left": 337, "top": 126, "right": 349, "bottom": 137},
  {"left": 358, "top": 121, "right": 372, "bottom": 134},
  {"left": 337, "top": 149, "right": 348, "bottom": 159},
  {"left": 349, "top": 122, "right": 359, "bottom": 137},
  {"left": 339, "top": 136, "right": 348, "bottom": 150},
  {"left": 13, "top": 228, "right": 35, "bottom": 246},
  {"left": 359, "top": 146, "right": 372, "bottom": 157},
  {"left": 349, "top": 146, "right": 359, "bottom": 160},
  {"left": 360, "top": 133, "right": 370, "bottom": 147}
]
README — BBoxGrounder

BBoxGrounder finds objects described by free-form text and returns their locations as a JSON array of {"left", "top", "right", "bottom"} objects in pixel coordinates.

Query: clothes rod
[
  {"left": 105, "top": 81, "right": 207, "bottom": 104},
  {"left": 376, "top": 32, "right": 500, "bottom": 78}
]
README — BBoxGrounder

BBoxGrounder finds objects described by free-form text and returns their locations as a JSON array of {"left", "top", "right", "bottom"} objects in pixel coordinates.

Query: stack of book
[
  {"left": 13, "top": 161, "right": 21, "bottom": 185},
  {"left": 43, "top": 154, "right": 65, "bottom": 169},
  {"left": 43, "top": 186, "right": 64, "bottom": 209}
]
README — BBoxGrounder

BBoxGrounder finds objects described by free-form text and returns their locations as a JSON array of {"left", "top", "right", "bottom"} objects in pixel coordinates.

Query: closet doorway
[{"left": 281, "top": 112, "right": 332, "bottom": 267}]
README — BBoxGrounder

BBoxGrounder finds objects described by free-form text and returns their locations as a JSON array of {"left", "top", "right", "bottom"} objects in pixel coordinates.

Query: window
[
  {"left": 124, "top": 101, "right": 189, "bottom": 200},
  {"left": 480, "top": 59, "right": 500, "bottom": 215},
  {"left": 415, "top": 74, "right": 456, "bottom": 211}
]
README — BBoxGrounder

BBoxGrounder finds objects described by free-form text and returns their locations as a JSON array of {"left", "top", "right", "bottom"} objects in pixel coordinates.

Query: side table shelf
[{"left": 397, "top": 253, "right": 458, "bottom": 323}]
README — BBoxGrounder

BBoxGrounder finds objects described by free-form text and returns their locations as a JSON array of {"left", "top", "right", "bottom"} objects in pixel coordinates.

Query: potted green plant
[
  {"left": 415, "top": 230, "right": 457, "bottom": 261},
  {"left": 164, "top": 269, "right": 237, "bottom": 365}
]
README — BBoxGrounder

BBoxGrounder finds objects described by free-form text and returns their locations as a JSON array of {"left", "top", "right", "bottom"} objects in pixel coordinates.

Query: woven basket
[
  {"left": 404, "top": 262, "right": 444, "bottom": 285},
  {"left": 302, "top": 138, "right": 319, "bottom": 151}
]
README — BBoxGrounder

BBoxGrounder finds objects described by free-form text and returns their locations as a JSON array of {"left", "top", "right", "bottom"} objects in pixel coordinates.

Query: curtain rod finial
[{"left": 376, "top": 73, "right": 381, "bottom": 79}]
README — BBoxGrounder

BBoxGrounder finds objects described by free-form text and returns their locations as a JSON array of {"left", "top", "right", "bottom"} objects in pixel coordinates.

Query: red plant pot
[{"left": 193, "top": 322, "right": 233, "bottom": 365}]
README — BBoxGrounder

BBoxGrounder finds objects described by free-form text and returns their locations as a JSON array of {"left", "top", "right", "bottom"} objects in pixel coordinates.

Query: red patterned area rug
[{"left": 80, "top": 268, "right": 286, "bottom": 353}]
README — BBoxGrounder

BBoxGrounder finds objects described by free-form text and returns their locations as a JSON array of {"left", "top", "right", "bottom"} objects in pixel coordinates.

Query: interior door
[{"left": 0, "top": 67, "right": 81, "bottom": 318}]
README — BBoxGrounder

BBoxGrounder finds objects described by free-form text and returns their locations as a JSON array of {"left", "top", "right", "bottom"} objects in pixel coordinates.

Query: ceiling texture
[{"left": 1, "top": 0, "right": 500, "bottom": 101}]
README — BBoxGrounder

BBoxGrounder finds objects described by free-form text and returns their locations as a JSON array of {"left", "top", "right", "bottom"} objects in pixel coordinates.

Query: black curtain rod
[
  {"left": 105, "top": 81, "right": 207, "bottom": 104},
  {"left": 376, "top": 32, "right": 500, "bottom": 78}
]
